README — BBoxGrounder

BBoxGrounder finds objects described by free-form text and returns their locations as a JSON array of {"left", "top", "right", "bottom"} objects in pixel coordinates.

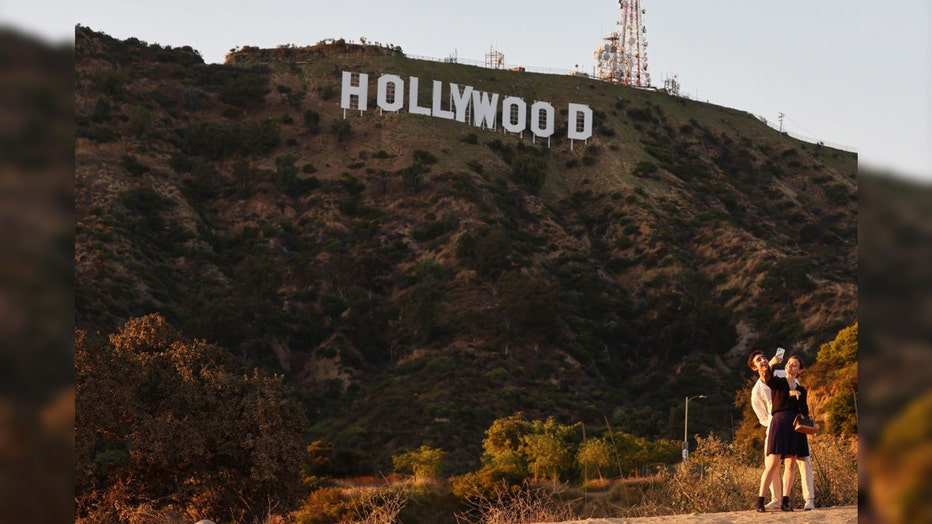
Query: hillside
[{"left": 74, "top": 26, "right": 856, "bottom": 473}]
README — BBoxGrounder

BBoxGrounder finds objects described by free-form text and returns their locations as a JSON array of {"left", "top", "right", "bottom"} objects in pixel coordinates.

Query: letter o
[
  {"left": 501, "top": 96, "right": 527, "bottom": 134},
  {"left": 530, "top": 101, "right": 555, "bottom": 138},
  {"left": 377, "top": 74, "right": 404, "bottom": 112}
]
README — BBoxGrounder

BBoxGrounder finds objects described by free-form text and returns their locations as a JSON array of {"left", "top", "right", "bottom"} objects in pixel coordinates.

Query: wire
[{"left": 784, "top": 114, "right": 822, "bottom": 142}]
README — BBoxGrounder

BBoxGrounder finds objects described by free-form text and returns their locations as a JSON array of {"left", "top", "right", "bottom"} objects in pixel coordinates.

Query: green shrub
[
  {"left": 303, "top": 109, "right": 321, "bottom": 133},
  {"left": 412, "top": 213, "right": 458, "bottom": 242},
  {"left": 633, "top": 161, "right": 658, "bottom": 177},
  {"left": 217, "top": 67, "right": 271, "bottom": 108},
  {"left": 181, "top": 121, "right": 236, "bottom": 160},
  {"left": 626, "top": 106, "right": 654, "bottom": 124},
  {"left": 401, "top": 162, "right": 429, "bottom": 194},
  {"left": 120, "top": 155, "right": 150, "bottom": 177},
  {"left": 78, "top": 125, "right": 119, "bottom": 143},
  {"left": 320, "top": 84, "right": 336, "bottom": 101},
  {"left": 89, "top": 69, "right": 127, "bottom": 99},
  {"left": 466, "top": 160, "right": 484, "bottom": 174},
  {"left": 393, "top": 446, "right": 447, "bottom": 480},
  {"left": 239, "top": 118, "right": 281, "bottom": 156},
  {"left": 127, "top": 104, "right": 152, "bottom": 136},
  {"left": 91, "top": 96, "right": 111, "bottom": 123},
  {"left": 510, "top": 153, "right": 548, "bottom": 193},
  {"left": 330, "top": 119, "right": 353, "bottom": 142},
  {"left": 456, "top": 225, "right": 514, "bottom": 281},
  {"left": 413, "top": 149, "right": 438, "bottom": 165}
]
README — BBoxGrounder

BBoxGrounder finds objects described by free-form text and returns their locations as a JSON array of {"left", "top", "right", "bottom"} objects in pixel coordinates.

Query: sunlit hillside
[{"left": 75, "top": 25, "right": 856, "bottom": 480}]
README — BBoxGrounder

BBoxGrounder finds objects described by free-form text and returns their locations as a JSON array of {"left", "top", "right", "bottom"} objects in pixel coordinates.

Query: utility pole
[{"left": 683, "top": 394, "right": 706, "bottom": 461}]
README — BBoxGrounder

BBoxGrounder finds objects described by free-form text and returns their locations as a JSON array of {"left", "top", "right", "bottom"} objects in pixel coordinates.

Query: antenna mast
[{"left": 594, "top": 0, "right": 651, "bottom": 87}]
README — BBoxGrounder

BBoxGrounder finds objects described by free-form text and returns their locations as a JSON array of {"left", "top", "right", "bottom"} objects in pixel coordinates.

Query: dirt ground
[{"left": 537, "top": 505, "right": 858, "bottom": 524}]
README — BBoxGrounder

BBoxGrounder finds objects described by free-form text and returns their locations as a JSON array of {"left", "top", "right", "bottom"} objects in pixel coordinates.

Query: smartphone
[{"left": 775, "top": 347, "right": 786, "bottom": 360}]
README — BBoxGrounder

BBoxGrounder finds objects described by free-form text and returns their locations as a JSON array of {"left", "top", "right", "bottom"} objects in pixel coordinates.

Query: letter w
[{"left": 471, "top": 90, "right": 499, "bottom": 130}]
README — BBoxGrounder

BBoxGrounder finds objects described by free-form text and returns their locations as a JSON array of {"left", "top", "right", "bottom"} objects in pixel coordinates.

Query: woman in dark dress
[
  {"left": 781, "top": 355, "right": 813, "bottom": 507},
  {"left": 748, "top": 350, "right": 800, "bottom": 512}
]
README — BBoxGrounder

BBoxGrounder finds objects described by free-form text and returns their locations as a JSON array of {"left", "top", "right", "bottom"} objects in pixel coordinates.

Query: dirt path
[{"left": 538, "top": 505, "right": 858, "bottom": 524}]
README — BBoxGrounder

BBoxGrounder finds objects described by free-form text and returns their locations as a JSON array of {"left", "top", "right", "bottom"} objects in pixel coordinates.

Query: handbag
[{"left": 794, "top": 413, "right": 817, "bottom": 434}]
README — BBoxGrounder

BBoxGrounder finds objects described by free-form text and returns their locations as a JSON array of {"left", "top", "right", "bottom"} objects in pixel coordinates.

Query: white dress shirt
[{"left": 751, "top": 369, "right": 792, "bottom": 427}]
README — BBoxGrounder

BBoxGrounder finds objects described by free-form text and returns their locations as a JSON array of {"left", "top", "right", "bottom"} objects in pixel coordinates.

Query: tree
[
  {"left": 482, "top": 412, "right": 532, "bottom": 473},
  {"left": 75, "top": 314, "right": 309, "bottom": 522},
  {"left": 521, "top": 432, "right": 568, "bottom": 482},
  {"left": 576, "top": 438, "right": 613, "bottom": 480},
  {"left": 810, "top": 323, "right": 858, "bottom": 436},
  {"left": 392, "top": 446, "right": 447, "bottom": 482},
  {"left": 816, "top": 322, "right": 857, "bottom": 366},
  {"left": 519, "top": 418, "right": 579, "bottom": 483}
]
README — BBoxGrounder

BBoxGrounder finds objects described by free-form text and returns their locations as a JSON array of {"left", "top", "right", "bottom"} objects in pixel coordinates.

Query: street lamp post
[{"left": 683, "top": 394, "right": 706, "bottom": 461}]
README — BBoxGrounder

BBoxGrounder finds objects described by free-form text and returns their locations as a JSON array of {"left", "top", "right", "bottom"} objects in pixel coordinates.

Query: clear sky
[{"left": 7, "top": 0, "right": 931, "bottom": 182}]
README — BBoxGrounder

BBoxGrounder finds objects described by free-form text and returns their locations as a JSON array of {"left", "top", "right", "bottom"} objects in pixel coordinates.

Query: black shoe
[
  {"left": 756, "top": 497, "right": 766, "bottom": 512},
  {"left": 781, "top": 496, "right": 793, "bottom": 512}
]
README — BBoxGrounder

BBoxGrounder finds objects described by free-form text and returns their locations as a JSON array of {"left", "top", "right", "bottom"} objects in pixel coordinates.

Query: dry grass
[
  {"left": 87, "top": 434, "right": 856, "bottom": 523},
  {"left": 347, "top": 484, "right": 410, "bottom": 524},
  {"left": 79, "top": 434, "right": 856, "bottom": 523},
  {"left": 809, "top": 434, "right": 859, "bottom": 508},
  {"left": 607, "top": 433, "right": 858, "bottom": 518},
  {"left": 454, "top": 481, "right": 574, "bottom": 524}
]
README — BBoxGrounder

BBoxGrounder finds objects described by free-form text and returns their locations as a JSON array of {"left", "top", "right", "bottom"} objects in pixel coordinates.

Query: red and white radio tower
[{"left": 594, "top": 0, "right": 651, "bottom": 87}]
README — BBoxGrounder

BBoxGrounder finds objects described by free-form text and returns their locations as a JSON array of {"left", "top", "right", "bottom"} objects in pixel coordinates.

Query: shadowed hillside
[{"left": 75, "top": 25, "right": 856, "bottom": 474}]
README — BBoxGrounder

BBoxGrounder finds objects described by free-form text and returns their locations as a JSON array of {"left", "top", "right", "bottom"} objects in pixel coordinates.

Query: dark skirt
[
  {"left": 795, "top": 429, "right": 810, "bottom": 458},
  {"left": 766, "top": 410, "right": 801, "bottom": 457}
]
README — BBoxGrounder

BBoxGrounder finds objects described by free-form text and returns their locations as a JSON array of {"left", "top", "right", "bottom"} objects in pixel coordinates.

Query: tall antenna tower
[{"left": 594, "top": 0, "right": 651, "bottom": 87}]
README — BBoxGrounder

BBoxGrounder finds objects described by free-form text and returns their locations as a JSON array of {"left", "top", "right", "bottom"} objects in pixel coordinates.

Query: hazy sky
[{"left": 8, "top": 0, "right": 931, "bottom": 181}]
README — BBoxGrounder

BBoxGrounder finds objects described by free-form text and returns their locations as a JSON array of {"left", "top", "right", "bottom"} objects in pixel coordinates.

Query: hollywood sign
[{"left": 340, "top": 71, "right": 593, "bottom": 144}]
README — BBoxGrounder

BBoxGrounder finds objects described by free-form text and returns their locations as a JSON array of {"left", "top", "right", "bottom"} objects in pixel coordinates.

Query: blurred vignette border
[
  {"left": 858, "top": 167, "right": 932, "bottom": 523},
  {"left": 0, "top": 24, "right": 75, "bottom": 524}
]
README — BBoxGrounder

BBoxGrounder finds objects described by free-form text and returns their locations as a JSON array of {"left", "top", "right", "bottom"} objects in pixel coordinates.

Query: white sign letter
[
  {"left": 450, "top": 84, "right": 473, "bottom": 122},
  {"left": 471, "top": 90, "right": 499, "bottom": 130},
  {"left": 567, "top": 103, "right": 593, "bottom": 140},
  {"left": 432, "top": 81, "right": 455, "bottom": 120},
  {"left": 530, "top": 101, "right": 555, "bottom": 138},
  {"left": 408, "top": 76, "right": 431, "bottom": 116},
  {"left": 341, "top": 71, "right": 368, "bottom": 111},
  {"left": 501, "top": 96, "right": 527, "bottom": 134},
  {"left": 377, "top": 74, "right": 404, "bottom": 112}
]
